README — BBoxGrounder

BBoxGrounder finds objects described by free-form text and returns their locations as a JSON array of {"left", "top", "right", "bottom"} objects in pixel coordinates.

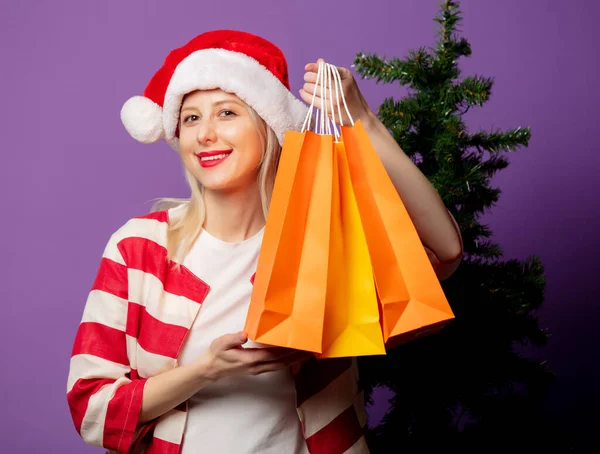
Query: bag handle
[
  {"left": 301, "top": 61, "right": 355, "bottom": 140},
  {"left": 330, "top": 62, "right": 354, "bottom": 128}
]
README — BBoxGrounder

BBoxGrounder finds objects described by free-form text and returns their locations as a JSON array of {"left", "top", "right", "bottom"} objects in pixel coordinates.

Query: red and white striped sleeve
[
  {"left": 422, "top": 209, "right": 464, "bottom": 281},
  {"left": 66, "top": 227, "right": 148, "bottom": 453},
  {"left": 295, "top": 358, "right": 368, "bottom": 453}
]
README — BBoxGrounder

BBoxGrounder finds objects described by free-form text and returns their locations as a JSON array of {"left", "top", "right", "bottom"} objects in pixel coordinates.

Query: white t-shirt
[{"left": 177, "top": 227, "right": 308, "bottom": 454}]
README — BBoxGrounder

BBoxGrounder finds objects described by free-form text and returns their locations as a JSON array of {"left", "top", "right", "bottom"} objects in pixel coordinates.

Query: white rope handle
[
  {"left": 321, "top": 62, "right": 330, "bottom": 136},
  {"left": 300, "top": 60, "right": 323, "bottom": 133},
  {"left": 326, "top": 63, "right": 340, "bottom": 140},
  {"left": 300, "top": 60, "right": 355, "bottom": 138},
  {"left": 331, "top": 64, "right": 354, "bottom": 127}
]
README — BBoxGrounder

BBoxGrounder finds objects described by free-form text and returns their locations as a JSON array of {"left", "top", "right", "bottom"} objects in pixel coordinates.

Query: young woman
[{"left": 67, "top": 29, "right": 462, "bottom": 454}]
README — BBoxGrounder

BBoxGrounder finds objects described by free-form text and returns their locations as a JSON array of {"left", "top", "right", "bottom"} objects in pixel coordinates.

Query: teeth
[{"left": 200, "top": 153, "right": 230, "bottom": 161}]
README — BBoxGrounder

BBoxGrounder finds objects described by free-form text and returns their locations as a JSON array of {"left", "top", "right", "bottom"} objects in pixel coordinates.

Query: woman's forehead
[{"left": 182, "top": 89, "right": 245, "bottom": 106}]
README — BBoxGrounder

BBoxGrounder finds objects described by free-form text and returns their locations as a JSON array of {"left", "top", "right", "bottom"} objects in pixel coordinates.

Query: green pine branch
[
  {"left": 435, "top": 36, "right": 471, "bottom": 61},
  {"left": 465, "top": 127, "right": 531, "bottom": 153},
  {"left": 353, "top": 53, "right": 407, "bottom": 85},
  {"left": 469, "top": 239, "right": 503, "bottom": 260},
  {"left": 377, "top": 97, "right": 415, "bottom": 132},
  {"left": 479, "top": 155, "right": 510, "bottom": 177},
  {"left": 434, "top": 0, "right": 463, "bottom": 44},
  {"left": 447, "top": 76, "right": 494, "bottom": 110},
  {"left": 431, "top": 0, "right": 471, "bottom": 84},
  {"left": 354, "top": 49, "right": 433, "bottom": 89}
]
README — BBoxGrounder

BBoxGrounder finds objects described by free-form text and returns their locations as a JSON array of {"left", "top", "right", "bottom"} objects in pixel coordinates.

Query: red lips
[
  {"left": 197, "top": 149, "right": 233, "bottom": 168},
  {"left": 197, "top": 149, "right": 233, "bottom": 158}
]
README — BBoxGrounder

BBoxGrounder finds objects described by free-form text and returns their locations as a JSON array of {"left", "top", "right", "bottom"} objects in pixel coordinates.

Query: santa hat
[{"left": 120, "top": 30, "right": 308, "bottom": 150}]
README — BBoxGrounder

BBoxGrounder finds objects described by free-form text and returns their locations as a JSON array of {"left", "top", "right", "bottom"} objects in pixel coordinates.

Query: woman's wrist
[
  {"left": 358, "top": 108, "right": 380, "bottom": 131},
  {"left": 190, "top": 353, "right": 219, "bottom": 384},
  {"left": 140, "top": 356, "right": 217, "bottom": 424}
]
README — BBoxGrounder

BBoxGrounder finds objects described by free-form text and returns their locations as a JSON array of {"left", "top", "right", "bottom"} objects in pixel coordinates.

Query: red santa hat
[{"left": 120, "top": 30, "right": 308, "bottom": 150}]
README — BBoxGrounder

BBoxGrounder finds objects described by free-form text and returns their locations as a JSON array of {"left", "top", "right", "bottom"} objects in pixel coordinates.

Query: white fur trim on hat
[
  {"left": 120, "top": 96, "right": 165, "bottom": 143},
  {"left": 161, "top": 48, "right": 308, "bottom": 150}
]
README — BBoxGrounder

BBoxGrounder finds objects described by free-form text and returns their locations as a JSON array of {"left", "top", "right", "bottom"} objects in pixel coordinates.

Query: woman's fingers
[
  {"left": 302, "top": 83, "right": 344, "bottom": 104},
  {"left": 303, "top": 69, "right": 344, "bottom": 86},
  {"left": 299, "top": 88, "right": 344, "bottom": 121},
  {"left": 210, "top": 333, "right": 315, "bottom": 378},
  {"left": 212, "top": 331, "right": 248, "bottom": 351},
  {"left": 252, "top": 347, "right": 305, "bottom": 362},
  {"left": 207, "top": 346, "right": 314, "bottom": 379},
  {"left": 304, "top": 58, "right": 325, "bottom": 72},
  {"left": 304, "top": 62, "right": 350, "bottom": 81},
  {"left": 240, "top": 347, "right": 312, "bottom": 365},
  {"left": 304, "top": 71, "right": 318, "bottom": 84},
  {"left": 248, "top": 352, "right": 313, "bottom": 375}
]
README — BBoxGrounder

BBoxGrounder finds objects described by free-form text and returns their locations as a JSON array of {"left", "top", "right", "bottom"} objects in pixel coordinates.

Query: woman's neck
[{"left": 201, "top": 182, "right": 265, "bottom": 243}]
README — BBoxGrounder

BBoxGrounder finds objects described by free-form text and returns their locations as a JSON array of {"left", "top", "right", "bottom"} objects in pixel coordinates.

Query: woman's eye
[
  {"left": 184, "top": 115, "right": 199, "bottom": 123},
  {"left": 219, "top": 110, "right": 236, "bottom": 117}
]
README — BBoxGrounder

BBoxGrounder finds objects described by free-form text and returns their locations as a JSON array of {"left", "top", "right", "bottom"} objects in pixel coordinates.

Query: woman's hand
[
  {"left": 140, "top": 332, "right": 311, "bottom": 424},
  {"left": 299, "top": 58, "right": 375, "bottom": 127},
  {"left": 197, "top": 332, "right": 312, "bottom": 382}
]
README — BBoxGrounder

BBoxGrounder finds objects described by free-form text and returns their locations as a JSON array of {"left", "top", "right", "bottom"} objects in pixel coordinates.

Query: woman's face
[{"left": 178, "top": 89, "right": 264, "bottom": 193}]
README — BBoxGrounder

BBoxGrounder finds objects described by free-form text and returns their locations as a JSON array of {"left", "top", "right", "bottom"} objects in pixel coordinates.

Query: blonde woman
[{"left": 67, "top": 30, "right": 462, "bottom": 454}]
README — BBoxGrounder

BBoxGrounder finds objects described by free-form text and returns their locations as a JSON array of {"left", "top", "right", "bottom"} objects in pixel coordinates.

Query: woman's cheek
[{"left": 216, "top": 123, "right": 243, "bottom": 143}]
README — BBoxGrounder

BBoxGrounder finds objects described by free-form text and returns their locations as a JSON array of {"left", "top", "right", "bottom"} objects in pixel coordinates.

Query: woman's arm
[
  {"left": 361, "top": 111, "right": 463, "bottom": 263},
  {"left": 68, "top": 232, "right": 151, "bottom": 454},
  {"left": 138, "top": 360, "right": 210, "bottom": 424}
]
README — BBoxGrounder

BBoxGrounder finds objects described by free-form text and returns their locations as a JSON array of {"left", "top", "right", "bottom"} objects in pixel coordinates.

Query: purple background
[{"left": 1, "top": 0, "right": 598, "bottom": 451}]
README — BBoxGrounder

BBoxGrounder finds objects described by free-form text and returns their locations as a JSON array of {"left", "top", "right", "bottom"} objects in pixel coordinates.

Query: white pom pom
[{"left": 120, "top": 96, "right": 164, "bottom": 144}]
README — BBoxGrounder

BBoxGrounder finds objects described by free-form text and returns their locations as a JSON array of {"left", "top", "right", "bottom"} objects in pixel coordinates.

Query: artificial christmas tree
[{"left": 353, "top": 1, "right": 563, "bottom": 450}]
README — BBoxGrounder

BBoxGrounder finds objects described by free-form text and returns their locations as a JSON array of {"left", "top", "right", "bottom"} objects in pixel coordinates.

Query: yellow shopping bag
[{"left": 319, "top": 139, "right": 385, "bottom": 358}]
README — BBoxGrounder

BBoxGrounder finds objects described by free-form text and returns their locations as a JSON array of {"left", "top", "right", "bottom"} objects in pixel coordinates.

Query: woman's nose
[{"left": 196, "top": 120, "right": 217, "bottom": 145}]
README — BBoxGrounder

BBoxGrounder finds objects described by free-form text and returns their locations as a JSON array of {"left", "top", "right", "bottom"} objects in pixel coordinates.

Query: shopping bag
[
  {"left": 342, "top": 121, "right": 455, "bottom": 347},
  {"left": 245, "top": 60, "right": 386, "bottom": 357},
  {"left": 244, "top": 129, "right": 333, "bottom": 353},
  {"left": 319, "top": 139, "right": 385, "bottom": 358}
]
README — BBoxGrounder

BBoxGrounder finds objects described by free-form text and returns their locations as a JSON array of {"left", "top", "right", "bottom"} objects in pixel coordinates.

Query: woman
[{"left": 67, "top": 30, "right": 462, "bottom": 454}]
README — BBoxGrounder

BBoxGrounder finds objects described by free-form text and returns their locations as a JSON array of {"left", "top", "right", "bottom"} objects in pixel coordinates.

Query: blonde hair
[{"left": 152, "top": 105, "right": 281, "bottom": 264}]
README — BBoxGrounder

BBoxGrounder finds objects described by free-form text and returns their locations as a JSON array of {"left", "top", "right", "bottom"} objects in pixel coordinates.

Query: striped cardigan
[{"left": 67, "top": 210, "right": 371, "bottom": 454}]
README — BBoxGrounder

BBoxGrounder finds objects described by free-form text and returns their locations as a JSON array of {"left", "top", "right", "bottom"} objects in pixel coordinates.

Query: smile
[{"left": 197, "top": 150, "right": 233, "bottom": 168}]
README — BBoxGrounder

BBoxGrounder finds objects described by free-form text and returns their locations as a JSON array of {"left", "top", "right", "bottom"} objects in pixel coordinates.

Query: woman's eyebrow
[
  {"left": 213, "top": 99, "right": 245, "bottom": 108},
  {"left": 181, "top": 99, "right": 245, "bottom": 112}
]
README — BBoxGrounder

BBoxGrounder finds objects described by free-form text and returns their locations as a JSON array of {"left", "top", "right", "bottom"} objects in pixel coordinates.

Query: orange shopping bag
[
  {"left": 245, "top": 61, "right": 386, "bottom": 357},
  {"left": 244, "top": 130, "right": 333, "bottom": 353},
  {"left": 342, "top": 119, "right": 455, "bottom": 347}
]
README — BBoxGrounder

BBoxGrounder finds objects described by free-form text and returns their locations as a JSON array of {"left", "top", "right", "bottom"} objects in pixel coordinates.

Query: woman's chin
[
  {"left": 199, "top": 174, "right": 260, "bottom": 194},
  {"left": 200, "top": 179, "right": 241, "bottom": 193}
]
